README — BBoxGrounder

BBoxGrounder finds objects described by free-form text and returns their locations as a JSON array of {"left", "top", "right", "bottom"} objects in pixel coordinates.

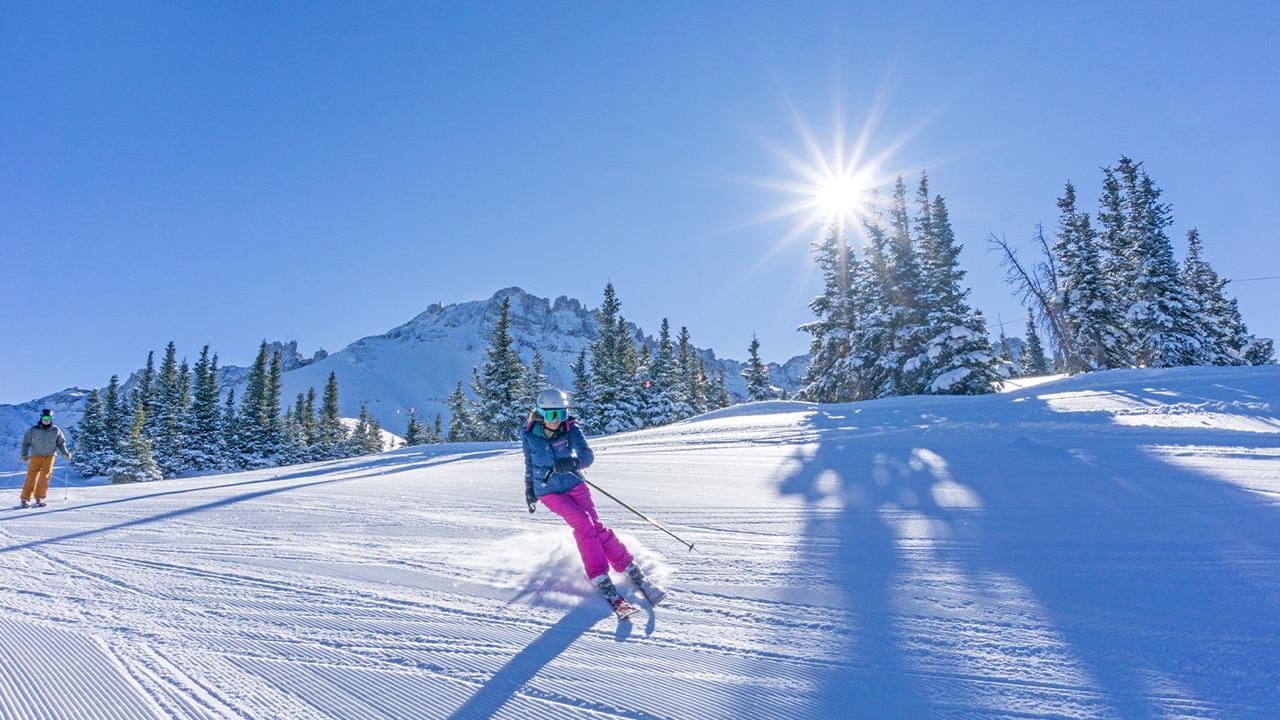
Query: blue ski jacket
[{"left": 522, "top": 417, "right": 594, "bottom": 497}]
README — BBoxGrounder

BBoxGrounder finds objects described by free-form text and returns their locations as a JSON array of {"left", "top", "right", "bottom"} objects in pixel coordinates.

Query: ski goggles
[
  {"left": 40, "top": 413, "right": 52, "bottom": 421},
  {"left": 538, "top": 407, "right": 567, "bottom": 423}
]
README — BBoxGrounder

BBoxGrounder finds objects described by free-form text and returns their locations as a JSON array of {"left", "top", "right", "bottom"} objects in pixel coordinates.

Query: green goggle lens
[{"left": 540, "top": 408, "right": 566, "bottom": 422}]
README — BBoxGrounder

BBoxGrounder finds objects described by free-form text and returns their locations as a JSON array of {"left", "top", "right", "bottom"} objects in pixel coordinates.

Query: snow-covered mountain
[
  {"left": 2, "top": 365, "right": 1277, "bottom": 718},
  {"left": 0, "top": 288, "right": 807, "bottom": 462}
]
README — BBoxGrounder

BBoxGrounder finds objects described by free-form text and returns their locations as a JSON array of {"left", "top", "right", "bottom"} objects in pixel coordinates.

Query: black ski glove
[
  {"left": 553, "top": 457, "right": 579, "bottom": 474},
  {"left": 525, "top": 482, "right": 537, "bottom": 514}
]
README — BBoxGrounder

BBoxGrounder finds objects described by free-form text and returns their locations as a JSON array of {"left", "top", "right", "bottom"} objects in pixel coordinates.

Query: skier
[
  {"left": 522, "top": 388, "right": 664, "bottom": 619},
  {"left": 19, "top": 408, "right": 71, "bottom": 508}
]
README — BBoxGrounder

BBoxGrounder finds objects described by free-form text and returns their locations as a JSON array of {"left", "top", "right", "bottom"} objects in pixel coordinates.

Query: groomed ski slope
[{"left": 1, "top": 366, "right": 1278, "bottom": 719}]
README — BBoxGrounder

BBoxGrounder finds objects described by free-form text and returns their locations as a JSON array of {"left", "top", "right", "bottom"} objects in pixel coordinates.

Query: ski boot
[
  {"left": 592, "top": 575, "right": 641, "bottom": 620},
  {"left": 626, "top": 562, "right": 668, "bottom": 607}
]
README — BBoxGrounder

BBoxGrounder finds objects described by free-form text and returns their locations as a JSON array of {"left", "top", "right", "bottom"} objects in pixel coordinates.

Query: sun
[{"left": 810, "top": 167, "right": 878, "bottom": 228}]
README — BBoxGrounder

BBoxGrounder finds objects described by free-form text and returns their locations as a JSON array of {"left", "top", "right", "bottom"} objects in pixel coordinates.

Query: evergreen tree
[
  {"left": 221, "top": 387, "right": 241, "bottom": 469},
  {"left": 883, "top": 176, "right": 930, "bottom": 395},
  {"left": 302, "top": 388, "right": 321, "bottom": 451},
  {"left": 911, "top": 179, "right": 1000, "bottom": 395},
  {"left": 1019, "top": 315, "right": 1051, "bottom": 376},
  {"left": 109, "top": 403, "right": 162, "bottom": 483},
  {"left": 446, "top": 380, "right": 475, "bottom": 443},
  {"left": 347, "top": 405, "right": 383, "bottom": 455},
  {"left": 569, "top": 349, "right": 592, "bottom": 429},
  {"left": 403, "top": 411, "right": 428, "bottom": 446},
  {"left": 1182, "top": 228, "right": 1250, "bottom": 366},
  {"left": 583, "top": 283, "right": 642, "bottom": 434},
  {"left": 185, "top": 346, "right": 225, "bottom": 472},
  {"left": 672, "top": 326, "right": 700, "bottom": 420},
  {"left": 133, "top": 352, "right": 156, "bottom": 424},
  {"left": 429, "top": 414, "right": 445, "bottom": 443},
  {"left": 318, "top": 372, "right": 346, "bottom": 458},
  {"left": 743, "top": 335, "right": 779, "bottom": 401},
  {"left": 236, "top": 342, "right": 271, "bottom": 467},
  {"left": 1053, "top": 182, "right": 1130, "bottom": 370},
  {"left": 643, "top": 319, "right": 682, "bottom": 426},
  {"left": 470, "top": 296, "right": 528, "bottom": 441},
  {"left": 71, "top": 389, "right": 107, "bottom": 477},
  {"left": 799, "top": 221, "right": 861, "bottom": 402},
  {"left": 101, "top": 375, "right": 130, "bottom": 475},
  {"left": 522, "top": 350, "right": 549, "bottom": 407},
  {"left": 263, "top": 349, "right": 285, "bottom": 459},
  {"left": 151, "top": 342, "right": 188, "bottom": 478},
  {"left": 1106, "top": 158, "right": 1202, "bottom": 367},
  {"left": 708, "top": 366, "right": 734, "bottom": 410}
]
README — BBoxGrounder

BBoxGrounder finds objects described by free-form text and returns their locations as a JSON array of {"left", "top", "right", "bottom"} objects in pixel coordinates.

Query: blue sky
[{"left": 3, "top": 2, "right": 1277, "bottom": 404}]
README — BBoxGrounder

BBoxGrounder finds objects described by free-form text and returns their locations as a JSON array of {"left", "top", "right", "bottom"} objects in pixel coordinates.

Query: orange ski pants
[{"left": 22, "top": 455, "right": 55, "bottom": 502}]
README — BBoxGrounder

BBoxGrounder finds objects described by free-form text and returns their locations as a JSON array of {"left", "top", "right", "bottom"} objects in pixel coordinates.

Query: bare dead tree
[{"left": 987, "top": 229, "right": 1087, "bottom": 374}]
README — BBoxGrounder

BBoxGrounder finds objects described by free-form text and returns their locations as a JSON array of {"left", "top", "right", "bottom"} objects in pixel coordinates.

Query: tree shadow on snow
[
  {"left": 445, "top": 599, "right": 603, "bottom": 720},
  {"left": 770, "top": 392, "right": 1280, "bottom": 719}
]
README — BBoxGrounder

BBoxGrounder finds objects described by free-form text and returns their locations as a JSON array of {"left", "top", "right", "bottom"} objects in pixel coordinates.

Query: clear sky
[{"left": 3, "top": 2, "right": 1277, "bottom": 404}]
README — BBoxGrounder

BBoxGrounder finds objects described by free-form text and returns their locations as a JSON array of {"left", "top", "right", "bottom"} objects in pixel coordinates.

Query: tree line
[
  {"left": 992, "top": 156, "right": 1272, "bottom": 372},
  {"left": 72, "top": 342, "right": 385, "bottom": 483},
  {"left": 441, "top": 285, "right": 739, "bottom": 442}
]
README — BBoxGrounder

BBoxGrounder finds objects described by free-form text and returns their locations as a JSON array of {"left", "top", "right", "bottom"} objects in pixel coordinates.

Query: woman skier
[{"left": 522, "top": 388, "right": 665, "bottom": 619}]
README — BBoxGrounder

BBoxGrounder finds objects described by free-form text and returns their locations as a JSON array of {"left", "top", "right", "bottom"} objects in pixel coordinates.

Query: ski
[
  {"left": 633, "top": 579, "right": 668, "bottom": 607},
  {"left": 610, "top": 597, "right": 642, "bottom": 621}
]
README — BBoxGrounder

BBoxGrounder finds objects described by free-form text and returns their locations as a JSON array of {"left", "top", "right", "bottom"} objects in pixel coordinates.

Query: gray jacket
[{"left": 21, "top": 423, "right": 70, "bottom": 459}]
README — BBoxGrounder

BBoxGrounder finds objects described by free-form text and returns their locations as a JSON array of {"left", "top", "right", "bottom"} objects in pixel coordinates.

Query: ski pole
[
  {"left": 62, "top": 464, "right": 71, "bottom": 501},
  {"left": 583, "top": 478, "right": 696, "bottom": 552},
  {"left": 0, "top": 462, "right": 20, "bottom": 493}
]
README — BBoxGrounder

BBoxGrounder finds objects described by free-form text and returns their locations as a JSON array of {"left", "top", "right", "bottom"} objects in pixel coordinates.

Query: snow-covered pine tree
[
  {"left": 429, "top": 414, "right": 445, "bottom": 443},
  {"left": 446, "top": 380, "right": 475, "bottom": 443},
  {"left": 281, "top": 405, "right": 306, "bottom": 464},
  {"left": 109, "top": 403, "right": 162, "bottom": 483},
  {"left": 743, "top": 334, "right": 780, "bottom": 401},
  {"left": 672, "top": 326, "right": 701, "bottom": 421},
  {"left": 799, "top": 221, "right": 861, "bottom": 402},
  {"left": 470, "top": 296, "right": 529, "bottom": 441},
  {"left": 1053, "top": 182, "right": 1130, "bottom": 370},
  {"left": 319, "top": 372, "right": 347, "bottom": 458},
  {"left": 522, "top": 349, "right": 549, "bottom": 409},
  {"left": 584, "top": 283, "right": 642, "bottom": 434},
  {"left": 184, "top": 346, "right": 225, "bottom": 473},
  {"left": 221, "top": 387, "right": 241, "bottom": 469},
  {"left": 643, "top": 319, "right": 682, "bottom": 425},
  {"left": 302, "top": 388, "right": 321, "bottom": 453},
  {"left": 151, "top": 342, "right": 188, "bottom": 478},
  {"left": 1019, "top": 315, "right": 1051, "bottom": 376},
  {"left": 133, "top": 352, "right": 156, "bottom": 425},
  {"left": 688, "top": 345, "right": 711, "bottom": 417},
  {"left": 403, "top": 411, "right": 427, "bottom": 446},
  {"left": 1182, "top": 228, "right": 1249, "bottom": 366},
  {"left": 263, "top": 349, "right": 286, "bottom": 460},
  {"left": 236, "top": 342, "right": 270, "bottom": 467},
  {"left": 1107, "top": 158, "right": 1202, "bottom": 367},
  {"left": 569, "top": 349, "right": 592, "bottom": 431},
  {"left": 100, "top": 375, "right": 130, "bottom": 475},
  {"left": 71, "top": 389, "right": 107, "bottom": 477},
  {"left": 884, "top": 176, "right": 930, "bottom": 395},
  {"left": 708, "top": 366, "right": 733, "bottom": 410},
  {"left": 349, "top": 404, "right": 378, "bottom": 455},
  {"left": 911, "top": 178, "right": 1000, "bottom": 395}
]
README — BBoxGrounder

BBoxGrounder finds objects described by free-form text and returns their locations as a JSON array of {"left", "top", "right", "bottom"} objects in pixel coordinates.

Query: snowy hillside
[{"left": 1, "top": 366, "right": 1277, "bottom": 719}]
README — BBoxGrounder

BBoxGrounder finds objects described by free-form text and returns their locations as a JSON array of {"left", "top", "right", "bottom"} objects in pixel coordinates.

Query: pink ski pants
[{"left": 539, "top": 482, "right": 633, "bottom": 580}]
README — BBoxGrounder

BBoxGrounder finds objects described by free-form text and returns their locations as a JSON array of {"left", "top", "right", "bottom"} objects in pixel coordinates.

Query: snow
[{"left": 1, "top": 365, "right": 1278, "bottom": 718}]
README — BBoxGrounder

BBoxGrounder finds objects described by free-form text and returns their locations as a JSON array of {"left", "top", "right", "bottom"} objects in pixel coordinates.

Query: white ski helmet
[{"left": 536, "top": 388, "right": 570, "bottom": 411}]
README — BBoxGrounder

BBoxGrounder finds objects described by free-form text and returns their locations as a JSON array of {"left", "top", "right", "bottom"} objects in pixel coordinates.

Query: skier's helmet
[{"left": 536, "top": 389, "right": 570, "bottom": 422}]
